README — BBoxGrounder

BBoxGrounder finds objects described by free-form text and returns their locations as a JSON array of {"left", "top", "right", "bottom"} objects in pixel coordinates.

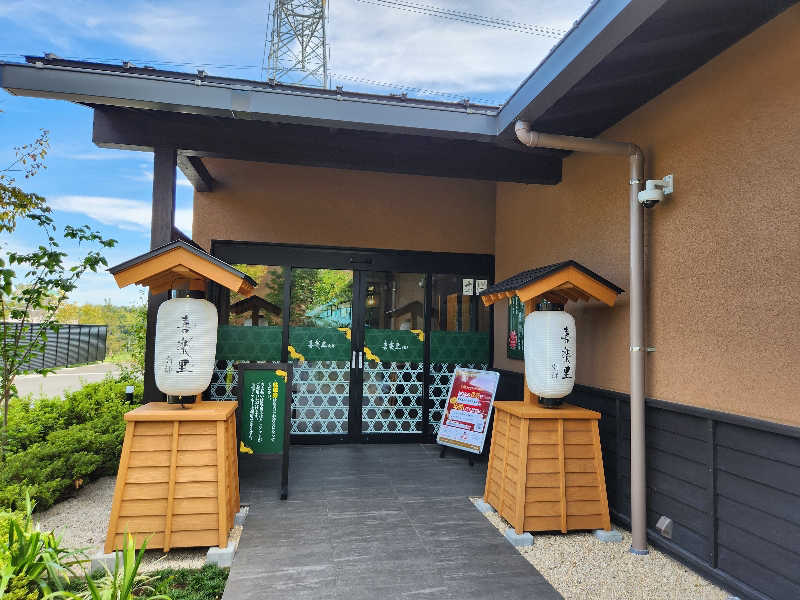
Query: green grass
[{"left": 148, "top": 566, "right": 229, "bottom": 600}]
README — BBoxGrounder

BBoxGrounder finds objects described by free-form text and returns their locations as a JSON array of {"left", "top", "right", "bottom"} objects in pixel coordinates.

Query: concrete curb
[{"left": 473, "top": 499, "right": 495, "bottom": 514}]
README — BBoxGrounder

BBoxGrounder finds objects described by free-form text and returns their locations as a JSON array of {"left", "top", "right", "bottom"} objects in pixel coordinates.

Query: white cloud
[{"left": 49, "top": 195, "right": 192, "bottom": 235}]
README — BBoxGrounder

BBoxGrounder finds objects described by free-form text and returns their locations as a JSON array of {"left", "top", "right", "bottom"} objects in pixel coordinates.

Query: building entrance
[{"left": 209, "top": 242, "right": 493, "bottom": 443}]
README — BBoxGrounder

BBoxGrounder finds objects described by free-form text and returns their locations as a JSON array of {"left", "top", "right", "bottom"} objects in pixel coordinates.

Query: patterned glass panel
[
  {"left": 291, "top": 360, "right": 350, "bottom": 434},
  {"left": 428, "top": 362, "right": 488, "bottom": 435},
  {"left": 209, "top": 359, "right": 239, "bottom": 402},
  {"left": 362, "top": 361, "right": 424, "bottom": 434}
]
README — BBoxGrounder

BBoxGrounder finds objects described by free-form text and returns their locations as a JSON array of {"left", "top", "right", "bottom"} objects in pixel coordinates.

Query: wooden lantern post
[
  {"left": 480, "top": 261, "right": 623, "bottom": 535},
  {"left": 103, "top": 240, "right": 256, "bottom": 552}
]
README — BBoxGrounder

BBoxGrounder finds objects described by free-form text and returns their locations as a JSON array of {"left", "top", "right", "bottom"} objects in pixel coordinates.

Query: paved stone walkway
[{"left": 223, "top": 444, "right": 560, "bottom": 600}]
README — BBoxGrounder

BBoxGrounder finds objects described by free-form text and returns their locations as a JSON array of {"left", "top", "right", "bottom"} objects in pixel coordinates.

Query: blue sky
[{"left": 0, "top": 0, "right": 590, "bottom": 306}]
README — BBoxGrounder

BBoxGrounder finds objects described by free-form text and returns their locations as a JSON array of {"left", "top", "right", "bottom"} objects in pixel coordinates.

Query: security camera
[{"left": 638, "top": 174, "right": 673, "bottom": 208}]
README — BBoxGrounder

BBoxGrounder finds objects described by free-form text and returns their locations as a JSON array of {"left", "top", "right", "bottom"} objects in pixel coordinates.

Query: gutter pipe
[{"left": 514, "top": 120, "right": 648, "bottom": 555}]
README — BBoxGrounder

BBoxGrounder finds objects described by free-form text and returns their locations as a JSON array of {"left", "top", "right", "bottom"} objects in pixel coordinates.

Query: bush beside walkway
[{"left": 0, "top": 376, "right": 142, "bottom": 510}]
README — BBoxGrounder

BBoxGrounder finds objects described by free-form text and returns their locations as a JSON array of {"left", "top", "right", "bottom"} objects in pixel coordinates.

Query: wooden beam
[
  {"left": 177, "top": 153, "right": 216, "bottom": 192},
  {"left": 92, "top": 106, "right": 563, "bottom": 185},
  {"left": 145, "top": 147, "right": 176, "bottom": 404},
  {"left": 150, "top": 147, "right": 176, "bottom": 251}
]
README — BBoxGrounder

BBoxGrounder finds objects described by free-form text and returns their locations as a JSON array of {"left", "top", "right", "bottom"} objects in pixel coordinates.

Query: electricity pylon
[{"left": 264, "top": 0, "right": 329, "bottom": 88}]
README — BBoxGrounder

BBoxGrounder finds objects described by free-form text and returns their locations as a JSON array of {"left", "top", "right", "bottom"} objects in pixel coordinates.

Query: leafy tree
[{"left": 0, "top": 131, "right": 116, "bottom": 459}]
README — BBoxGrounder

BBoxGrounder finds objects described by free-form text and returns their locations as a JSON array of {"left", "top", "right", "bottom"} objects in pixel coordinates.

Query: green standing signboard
[{"left": 237, "top": 362, "right": 292, "bottom": 499}]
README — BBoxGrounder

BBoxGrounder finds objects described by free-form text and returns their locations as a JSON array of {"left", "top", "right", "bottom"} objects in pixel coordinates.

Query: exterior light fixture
[{"left": 365, "top": 285, "right": 378, "bottom": 308}]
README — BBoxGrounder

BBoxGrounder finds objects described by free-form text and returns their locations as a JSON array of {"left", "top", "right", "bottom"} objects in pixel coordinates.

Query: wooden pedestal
[
  {"left": 104, "top": 401, "right": 239, "bottom": 553},
  {"left": 484, "top": 402, "right": 610, "bottom": 534}
]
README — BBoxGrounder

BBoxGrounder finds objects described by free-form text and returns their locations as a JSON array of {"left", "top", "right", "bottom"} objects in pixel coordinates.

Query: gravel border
[
  {"left": 34, "top": 476, "right": 242, "bottom": 572},
  {"left": 469, "top": 497, "right": 729, "bottom": 600}
]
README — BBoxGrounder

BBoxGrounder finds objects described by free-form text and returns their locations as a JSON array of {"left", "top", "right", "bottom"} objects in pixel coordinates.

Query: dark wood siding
[{"left": 494, "top": 372, "right": 800, "bottom": 600}]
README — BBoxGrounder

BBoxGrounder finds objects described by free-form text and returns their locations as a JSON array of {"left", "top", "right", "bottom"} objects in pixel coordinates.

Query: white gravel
[
  {"left": 470, "top": 497, "right": 729, "bottom": 600},
  {"left": 34, "top": 476, "right": 242, "bottom": 572}
]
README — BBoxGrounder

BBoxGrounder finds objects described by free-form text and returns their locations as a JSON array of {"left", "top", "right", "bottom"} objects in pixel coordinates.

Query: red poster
[{"left": 437, "top": 368, "right": 499, "bottom": 454}]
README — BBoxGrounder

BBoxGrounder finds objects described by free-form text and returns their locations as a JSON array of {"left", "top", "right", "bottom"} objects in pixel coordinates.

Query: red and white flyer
[{"left": 437, "top": 368, "right": 500, "bottom": 454}]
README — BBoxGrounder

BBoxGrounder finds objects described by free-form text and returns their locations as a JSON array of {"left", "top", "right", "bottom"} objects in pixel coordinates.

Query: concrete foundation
[
  {"left": 89, "top": 552, "right": 121, "bottom": 574},
  {"left": 206, "top": 544, "right": 236, "bottom": 568},
  {"left": 593, "top": 529, "right": 623, "bottom": 543},
  {"left": 504, "top": 528, "right": 534, "bottom": 547},
  {"left": 473, "top": 499, "right": 495, "bottom": 514}
]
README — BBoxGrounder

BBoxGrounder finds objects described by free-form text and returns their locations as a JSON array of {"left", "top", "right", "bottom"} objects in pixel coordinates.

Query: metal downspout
[{"left": 514, "top": 120, "right": 648, "bottom": 555}]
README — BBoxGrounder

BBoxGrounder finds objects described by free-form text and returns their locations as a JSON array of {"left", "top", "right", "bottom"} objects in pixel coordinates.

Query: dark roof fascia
[
  {"left": 481, "top": 260, "right": 624, "bottom": 296},
  {"left": 496, "top": 0, "right": 668, "bottom": 136},
  {"left": 108, "top": 239, "right": 258, "bottom": 288},
  {"left": 0, "top": 59, "right": 498, "bottom": 142}
]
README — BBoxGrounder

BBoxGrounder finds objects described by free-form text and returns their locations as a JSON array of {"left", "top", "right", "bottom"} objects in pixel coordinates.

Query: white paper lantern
[
  {"left": 524, "top": 311, "right": 576, "bottom": 398},
  {"left": 154, "top": 298, "right": 218, "bottom": 397}
]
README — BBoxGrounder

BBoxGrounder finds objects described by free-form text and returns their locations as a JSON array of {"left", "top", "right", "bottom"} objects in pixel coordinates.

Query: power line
[{"left": 352, "top": 0, "right": 567, "bottom": 38}]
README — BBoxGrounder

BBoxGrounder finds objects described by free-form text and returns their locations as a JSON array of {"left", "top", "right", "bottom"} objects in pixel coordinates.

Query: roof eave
[
  {"left": 0, "top": 61, "right": 498, "bottom": 141},
  {"left": 496, "top": 0, "right": 669, "bottom": 136}
]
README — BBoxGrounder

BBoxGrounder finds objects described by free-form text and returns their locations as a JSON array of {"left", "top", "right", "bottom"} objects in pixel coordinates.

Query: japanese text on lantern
[{"left": 553, "top": 325, "right": 573, "bottom": 381}]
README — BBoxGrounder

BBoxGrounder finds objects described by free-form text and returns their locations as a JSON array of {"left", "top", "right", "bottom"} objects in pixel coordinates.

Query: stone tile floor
[{"left": 222, "top": 444, "right": 561, "bottom": 600}]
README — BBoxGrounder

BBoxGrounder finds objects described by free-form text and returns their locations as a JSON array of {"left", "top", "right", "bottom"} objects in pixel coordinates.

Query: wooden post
[
  {"left": 144, "top": 147, "right": 177, "bottom": 403},
  {"left": 163, "top": 421, "right": 180, "bottom": 551},
  {"left": 522, "top": 298, "right": 539, "bottom": 406},
  {"left": 104, "top": 422, "right": 135, "bottom": 554},
  {"left": 216, "top": 420, "right": 228, "bottom": 549}
]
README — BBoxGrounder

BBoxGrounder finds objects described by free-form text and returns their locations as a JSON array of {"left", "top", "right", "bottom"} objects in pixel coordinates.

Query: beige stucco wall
[
  {"left": 193, "top": 160, "right": 495, "bottom": 254},
  {"left": 493, "top": 5, "right": 800, "bottom": 425}
]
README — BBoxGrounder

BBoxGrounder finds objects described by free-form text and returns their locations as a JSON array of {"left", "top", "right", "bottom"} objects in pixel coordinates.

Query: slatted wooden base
[
  {"left": 104, "top": 401, "right": 239, "bottom": 552},
  {"left": 484, "top": 402, "right": 610, "bottom": 534}
]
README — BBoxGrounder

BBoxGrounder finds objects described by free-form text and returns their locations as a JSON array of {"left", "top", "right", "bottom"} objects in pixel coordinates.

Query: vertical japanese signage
[
  {"left": 437, "top": 368, "right": 499, "bottom": 454},
  {"left": 507, "top": 295, "right": 525, "bottom": 360},
  {"left": 237, "top": 362, "right": 292, "bottom": 499},
  {"left": 238, "top": 364, "right": 290, "bottom": 455}
]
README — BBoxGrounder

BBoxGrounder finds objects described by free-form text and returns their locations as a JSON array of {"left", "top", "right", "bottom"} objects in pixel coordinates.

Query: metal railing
[{"left": 1, "top": 323, "right": 108, "bottom": 371}]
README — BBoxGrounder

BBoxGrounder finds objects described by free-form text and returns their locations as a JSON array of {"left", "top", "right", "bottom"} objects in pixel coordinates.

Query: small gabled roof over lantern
[
  {"left": 108, "top": 240, "right": 256, "bottom": 296},
  {"left": 480, "top": 260, "right": 623, "bottom": 307}
]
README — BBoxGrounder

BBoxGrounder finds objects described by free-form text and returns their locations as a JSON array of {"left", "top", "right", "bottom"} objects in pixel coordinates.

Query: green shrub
[
  {"left": 0, "top": 412, "right": 126, "bottom": 510},
  {"left": 149, "top": 566, "right": 228, "bottom": 600},
  {"left": 0, "top": 492, "right": 84, "bottom": 597},
  {"left": 4, "top": 377, "right": 142, "bottom": 457},
  {"left": 3, "top": 574, "right": 41, "bottom": 600},
  {"left": 0, "top": 376, "right": 137, "bottom": 511}
]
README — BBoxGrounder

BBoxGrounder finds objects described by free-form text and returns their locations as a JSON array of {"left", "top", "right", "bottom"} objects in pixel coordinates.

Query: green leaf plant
[
  {"left": 0, "top": 131, "right": 117, "bottom": 460},
  {"left": 49, "top": 533, "right": 170, "bottom": 600},
  {"left": 0, "top": 490, "right": 85, "bottom": 599}
]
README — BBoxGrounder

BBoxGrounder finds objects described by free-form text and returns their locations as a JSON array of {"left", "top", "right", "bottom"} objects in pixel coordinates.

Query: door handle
[
  {"left": 351, "top": 351, "right": 357, "bottom": 369},
  {"left": 358, "top": 351, "right": 363, "bottom": 369}
]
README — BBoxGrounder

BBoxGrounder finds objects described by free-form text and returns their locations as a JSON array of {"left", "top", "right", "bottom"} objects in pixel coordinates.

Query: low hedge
[{"left": 0, "top": 376, "right": 141, "bottom": 511}]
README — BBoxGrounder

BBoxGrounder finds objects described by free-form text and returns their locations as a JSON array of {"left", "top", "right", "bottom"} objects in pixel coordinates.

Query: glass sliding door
[
  {"left": 427, "top": 274, "right": 491, "bottom": 435},
  {"left": 289, "top": 268, "right": 354, "bottom": 437},
  {"left": 359, "top": 272, "right": 426, "bottom": 438},
  {"left": 210, "top": 264, "right": 285, "bottom": 402}
]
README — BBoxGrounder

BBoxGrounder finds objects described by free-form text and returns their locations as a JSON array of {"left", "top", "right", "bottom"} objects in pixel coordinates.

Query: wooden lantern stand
[
  {"left": 104, "top": 241, "right": 256, "bottom": 552},
  {"left": 480, "top": 261, "right": 623, "bottom": 535}
]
